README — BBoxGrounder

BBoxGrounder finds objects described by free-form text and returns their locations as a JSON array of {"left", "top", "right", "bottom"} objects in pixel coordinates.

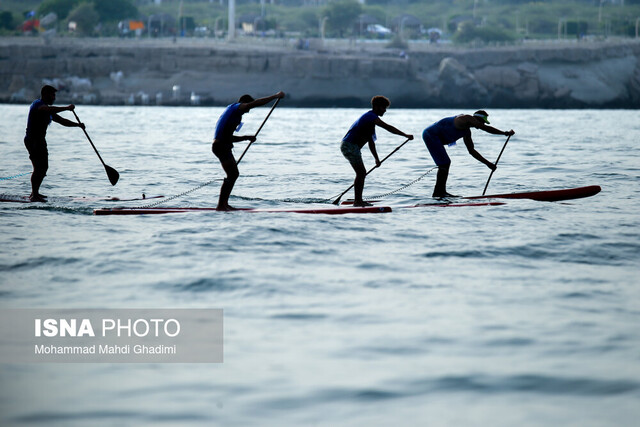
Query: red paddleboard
[
  {"left": 93, "top": 201, "right": 509, "bottom": 216},
  {"left": 464, "top": 185, "right": 601, "bottom": 202},
  {"left": 0, "top": 194, "right": 163, "bottom": 204},
  {"left": 342, "top": 185, "right": 600, "bottom": 204},
  {"left": 340, "top": 200, "right": 382, "bottom": 205},
  {"left": 94, "top": 205, "right": 393, "bottom": 215},
  {"left": 401, "top": 201, "right": 506, "bottom": 208}
]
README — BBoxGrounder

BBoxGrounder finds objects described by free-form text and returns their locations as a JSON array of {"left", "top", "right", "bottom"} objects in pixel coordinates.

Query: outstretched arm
[
  {"left": 51, "top": 111, "right": 85, "bottom": 129},
  {"left": 231, "top": 135, "right": 256, "bottom": 143},
  {"left": 40, "top": 103, "right": 76, "bottom": 114},
  {"left": 463, "top": 134, "right": 495, "bottom": 170},
  {"left": 457, "top": 115, "right": 514, "bottom": 137},
  {"left": 374, "top": 117, "right": 413, "bottom": 140},
  {"left": 476, "top": 123, "right": 515, "bottom": 137},
  {"left": 239, "top": 91, "right": 285, "bottom": 112}
]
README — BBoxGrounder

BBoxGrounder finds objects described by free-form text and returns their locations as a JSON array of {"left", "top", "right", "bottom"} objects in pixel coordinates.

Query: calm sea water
[{"left": 1, "top": 104, "right": 639, "bottom": 426}]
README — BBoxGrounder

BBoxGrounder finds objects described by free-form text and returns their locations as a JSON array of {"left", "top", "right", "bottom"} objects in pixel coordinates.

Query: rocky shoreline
[{"left": 1, "top": 36, "right": 639, "bottom": 108}]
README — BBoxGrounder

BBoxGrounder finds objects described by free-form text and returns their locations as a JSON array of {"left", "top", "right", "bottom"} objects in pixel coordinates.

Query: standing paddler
[
  {"left": 212, "top": 91, "right": 285, "bottom": 211},
  {"left": 340, "top": 96, "right": 413, "bottom": 207},
  {"left": 422, "top": 110, "right": 515, "bottom": 198},
  {"left": 24, "top": 85, "right": 85, "bottom": 202}
]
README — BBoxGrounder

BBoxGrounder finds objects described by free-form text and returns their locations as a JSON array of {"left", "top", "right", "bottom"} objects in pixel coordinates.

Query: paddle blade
[
  {"left": 332, "top": 192, "right": 346, "bottom": 205},
  {"left": 105, "top": 165, "right": 119, "bottom": 186}
]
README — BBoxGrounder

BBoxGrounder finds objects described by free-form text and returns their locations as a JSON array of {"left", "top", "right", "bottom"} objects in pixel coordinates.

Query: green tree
[
  {"left": 38, "top": 0, "right": 80, "bottom": 21},
  {"left": 0, "top": 11, "right": 15, "bottom": 30},
  {"left": 92, "top": 0, "right": 138, "bottom": 22},
  {"left": 39, "top": 0, "right": 137, "bottom": 24},
  {"left": 323, "top": 0, "right": 362, "bottom": 35},
  {"left": 68, "top": 2, "right": 99, "bottom": 36},
  {"left": 280, "top": 9, "right": 319, "bottom": 33},
  {"left": 300, "top": 10, "right": 320, "bottom": 31}
]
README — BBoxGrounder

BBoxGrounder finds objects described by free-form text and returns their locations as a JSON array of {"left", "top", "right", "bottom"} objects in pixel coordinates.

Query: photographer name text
[{"left": 34, "top": 344, "right": 176, "bottom": 355}]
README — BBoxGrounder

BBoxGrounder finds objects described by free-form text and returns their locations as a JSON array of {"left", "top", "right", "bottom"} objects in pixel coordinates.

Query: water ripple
[
  {"left": 0, "top": 256, "right": 83, "bottom": 272},
  {"left": 422, "top": 374, "right": 640, "bottom": 396},
  {"left": 271, "top": 313, "right": 328, "bottom": 320},
  {"left": 419, "top": 242, "right": 637, "bottom": 266},
  {"left": 158, "top": 277, "right": 250, "bottom": 293},
  {"left": 12, "top": 410, "right": 210, "bottom": 424},
  {"left": 257, "top": 374, "right": 640, "bottom": 411}
]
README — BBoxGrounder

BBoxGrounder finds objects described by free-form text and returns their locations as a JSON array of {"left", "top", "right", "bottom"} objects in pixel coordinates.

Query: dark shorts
[
  {"left": 340, "top": 140, "right": 363, "bottom": 168},
  {"left": 24, "top": 138, "right": 49, "bottom": 172},
  {"left": 422, "top": 129, "right": 450, "bottom": 166},
  {"left": 212, "top": 141, "right": 234, "bottom": 163}
]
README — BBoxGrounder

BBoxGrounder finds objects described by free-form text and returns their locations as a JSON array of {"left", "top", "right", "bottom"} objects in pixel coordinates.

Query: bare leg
[
  {"left": 351, "top": 161, "right": 372, "bottom": 207},
  {"left": 29, "top": 157, "right": 48, "bottom": 202},
  {"left": 433, "top": 164, "right": 452, "bottom": 198},
  {"left": 217, "top": 157, "right": 239, "bottom": 211}
]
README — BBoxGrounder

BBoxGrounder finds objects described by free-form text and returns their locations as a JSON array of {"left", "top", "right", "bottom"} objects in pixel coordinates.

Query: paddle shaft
[
  {"left": 72, "top": 110, "right": 107, "bottom": 166},
  {"left": 482, "top": 134, "right": 511, "bottom": 196},
  {"left": 332, "top": 137, "right": 412, "bottom": 204},
  {"left": 72, "top": 110, "right": 119, "bottom": 185},
  {"left": 236, "top": 97, "right": 281, "bottom": 165}
]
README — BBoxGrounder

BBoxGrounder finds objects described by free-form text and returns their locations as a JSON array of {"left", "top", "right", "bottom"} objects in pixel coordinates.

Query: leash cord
[
  {"left": 363, "top": 167, "right": 437, "bottom": 201},
  {"left": 0, "top": 172, "right": 30, "bottom": 181},
  {"left": 136, "top": 167, "right": 436, "bottom": 208},
  {"left": 136, "top": 178, "right": 220, "bottom": 208}
]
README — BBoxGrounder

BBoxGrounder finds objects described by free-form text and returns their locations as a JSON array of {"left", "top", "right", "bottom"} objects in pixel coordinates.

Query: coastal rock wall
[
  {"left": 1, "top": 38, "right": 639, "bottom": 108},
  {"left": 417, "top": 43, "right": 640, "bottom": 108}
]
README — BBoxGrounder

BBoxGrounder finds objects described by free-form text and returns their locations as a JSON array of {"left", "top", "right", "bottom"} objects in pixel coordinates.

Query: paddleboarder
[
  {"left": 212, "top": 91, "right": 284, "bottom": 211},
  {"left": 341, "top": 96, "right": 413, "bottom": 207},
  {"left": 24, "top": 85, "right": 85, "bottom": 202},
  {"left": 422, "top": 110, "right": 514, "bottom": 197}
]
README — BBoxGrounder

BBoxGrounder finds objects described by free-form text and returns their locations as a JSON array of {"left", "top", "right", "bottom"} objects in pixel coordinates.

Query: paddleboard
[
  {"left": 464, "top": 185, "right": 601, "bottom": 202},
  {"left": 94, "top": 205, "right": 393, "bottom": 215},
  {"left": 400, "top": 201, "right": 506, "bottom": 209},
  {"left": 342, "top": 185, "right": 600, "bottom": 204},
  {"left": 340, "top": 200, "right": 382, "bottom": 205},
  {"left": 0, "top": 194, "right": 164, "bottom": 204},
  {"left": 93, "top": 201, "right": 508, "bottom": 216}
]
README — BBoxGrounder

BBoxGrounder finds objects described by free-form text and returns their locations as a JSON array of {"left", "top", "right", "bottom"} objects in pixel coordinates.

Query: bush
[
  {"left": 386, "top": 34, "right": 408, "bottom": 49},
  {"left": 453, "top": 21, "right": 516, "bottom": 44}
]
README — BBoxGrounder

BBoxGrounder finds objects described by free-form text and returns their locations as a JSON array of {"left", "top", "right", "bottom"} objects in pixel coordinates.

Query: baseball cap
[{"left": 473, "top": 110, "right": 490, "bottom": 124}]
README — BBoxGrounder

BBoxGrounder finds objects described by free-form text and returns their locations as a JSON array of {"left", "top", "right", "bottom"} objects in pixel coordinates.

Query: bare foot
[
  {"left": 216, "top": 205, "right": 240, "bottom": 211},
  {"left": 353, "top": 201, "right": 373, "bottom": 207},
  {"left": 432, "top": 192, "right": 458, "bottom": 198},
  {"left": 29, "top": 194, "right": 47, "bottom": 202}
]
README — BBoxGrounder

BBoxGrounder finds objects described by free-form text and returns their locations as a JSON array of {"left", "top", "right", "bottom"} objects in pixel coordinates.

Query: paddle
[
  {"left": 482, "top": 134, "right": 511, "bottom": 196},
  {"left": 332, "top": 137, "right": 412, "bottom": 205},
  {"left": 72, "top": 110, "right": 119, "bottom": 186},
  {"left": 236, "top": 97, "right": 281, "bottom": 165}
]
